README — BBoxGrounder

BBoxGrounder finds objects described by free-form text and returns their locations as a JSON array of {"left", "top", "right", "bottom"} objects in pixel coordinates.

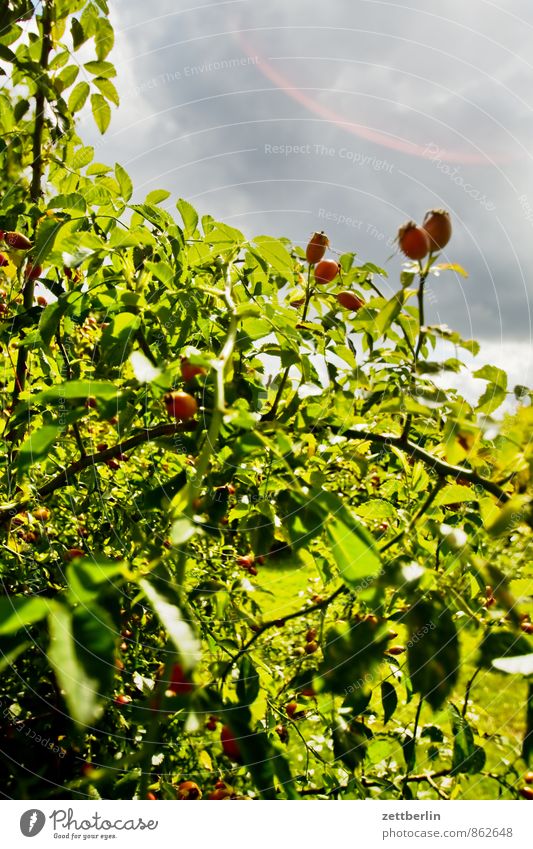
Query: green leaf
[
  {"left": 253, "top": 236, "right": 293, "bottom": 276},
  {"left": 435, "top": 485, "right": 478, "bottom": 506},
  {"left": 357, "top": 499, "right": 397, "bottom": 520},
  {"left": 84, "top": 60, "right": 116, "bottom": 78},
  {"left": 95, "top": 18, "right": 114, "bottom": 60},
  {"left": 48, "top": 602, "right": 116, "bottom": 727},
  {"left": 325, "top": 514, "right": 381, "bottom": 590},
  {"left": 405, "top": 598, "right": 459, "bottom": 710},
  {"left": 485, "top": 495, "right": 530, "bottom": 536},
  {"left": 72, "top": 145, "right": 94, "bottom": 169},
  {"left": 139, "top": 471, "right": 187, "bottom": 511},
  {"left": 139, "top": 580, "right": 200, "bottom": 671},
  {"left": 478, "top": 630, "right": 532, "bottom": 668},
  {"left": 524, "top": 684, "right": 533, "bottom": 766},
  {"left": 449, "top": 703, "right": 486, "bottom": 774},
  {"left": 170, "top": 517, "right": 197, "bottom": 545},
  {"left": 98, "top": 312, "right": 141, "bottom": 367},
  {"left": 373, "top": 289, "right": 406, "bottom": 338},
  {"left": 476, "top": 382, "right": 507, "bottom": 414},
  {"left": 236, "top": 656, "right": 260, "bottom": 706},
  {"left": 473, "top": 364, "right": 507, "bottom": 389},
  {"left": 35, "top": 380, "right": 121, "bottom": 403},
  {"left": 17, "top": 425, "right": 61, "bottom": 476},
  {"left": 32, "top": 217, "right": 66, "bottom": 264},
  {"left": 92, "top": 76, "right": 119, "bottom": 106},
  {"left": 71, "top": 18, "right": 86, "bottom": 49},
  {"left": 381, "top": 680, "right": 398, "bottom": 724},
  {"left": 56, "top": 64, "right": 79, "bottom": 92},
  {"left": 91, "top": 92, "right": 111, "bottom": 134},
  {"left": 333, "top": 717, "right": 372, "bottom": 770},
  {"left": 0, "top": 635, "right": 31, "bottom": 673},
  {"left": 0, "top": 596, "right": 52, "bottom": 636},
  {"left": 319, "top": 619, "right": 390, "bottom": 694},
  {"left": 67, "top": 558, "right": 127, "bottom": 604},
  {"left": 115, "top": 162, "right": 133, "bottom": 202},
  {"left": 146, "top": 189, "right": 171, "bottom": 205},
  {"left": 402, "top": 732, "right": 416, "bottom": 771},
  {"left": 68, "top": 80, "right": 90, "bottom": 114},
  {"left": 176, "top": 198, "right": 198, "bottom": 236}
]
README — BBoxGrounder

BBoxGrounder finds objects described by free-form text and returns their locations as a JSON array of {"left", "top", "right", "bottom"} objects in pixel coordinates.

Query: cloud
[{"left": 81, "top": 0, "right": 532, "bottom": 361}]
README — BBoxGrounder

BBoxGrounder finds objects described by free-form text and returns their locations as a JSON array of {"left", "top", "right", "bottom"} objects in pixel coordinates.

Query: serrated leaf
[
  {"left": 373, "top": 289, "right": 406, "bottom": 338},
  {"left": 253, "top": 236, "right": 293, "bottom": 276},
  {"left": 92, "top": 76, "right": 119, "bottom": 106},
  {"left": 139, "top": 580, "right": 200, "bottom": 671},
  {"left": 72, "top": 145, "right": 94, "bottom": 169},
  {"left": 381, "top": 680, "right": 398, "bottom": 724},
  {"left": 115, "top": 162, "right": 132, "bottom": 202},
  {"left": 449, "top": 703, "right": 486, "bottom": 774},
  {"left": 48, "top": 602, "right": 116, "bottom": 726},
  {"left": 473, "top": 364, "right": 507, "bottom": 390},
  {"left": 68, "top": 80, "right": 90, "bottom": 113},
  {"left": 434, "top": 485, "right": 478, "bottom": 506},
  {"left": 84, "top": 60, "right": 116, "bottom": 78},
  {"left": 95, "top": 18, "right": 114, "bottom": 60},
  {"left": 91, "top": 92, "right": 111, "bottom": 134},
  {"left": 176, "top": 198, "right": 198, "bottom": 236},
  {"left": 146, "top": 189, "right": 171, "bottom": 205},
  {"left": 476, "top": 382, "right": 507, "bottom": 414},
  {"left": 17, "top": 425, "right": 61, "bottom": 476},
  {"left": 0, "top": 596, "right": 52, "bottom": 636}
]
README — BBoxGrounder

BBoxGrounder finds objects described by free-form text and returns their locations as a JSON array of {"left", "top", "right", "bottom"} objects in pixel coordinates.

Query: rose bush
[{"left": 0, "top": 0, "right": 532, "bottom": 801}]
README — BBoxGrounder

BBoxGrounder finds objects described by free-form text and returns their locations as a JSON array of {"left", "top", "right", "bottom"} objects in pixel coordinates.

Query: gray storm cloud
[{"left": 82, "top": 0, "right": 532, "bottom": 376}]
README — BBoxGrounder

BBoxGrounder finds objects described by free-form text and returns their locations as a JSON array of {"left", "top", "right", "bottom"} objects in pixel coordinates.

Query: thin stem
[
  {"left": 56, "top": 329, "right": 86, "bottom": 458},
  {"left": 12, "top": 0, "right": 53, "bottom": 413},
  {"left": 401, "top": 257, "right": 431, "bottom": 443},
  {"left": 379, "top": 476, "right": 444, "bottom": 554},
  {"left": 462, "top": 667, "right": 481, "bottom": 718},
  {"left": 221, "top": 584, "right": 346, "bottom": 678},
  {"left": 402, "top": 695, "right": 423, "bottom": 797},
  {"left": 261, "top": 266, "right": 313, "bottom": 422},
  {"left": 0, "top": 423, "right": 195, "bottom": 523},
  {"left": 326, "top": 424, "right": 510, "bottom": 503},
  {"left": 175, "top": 274, "right": 238, "bottom": 584}
]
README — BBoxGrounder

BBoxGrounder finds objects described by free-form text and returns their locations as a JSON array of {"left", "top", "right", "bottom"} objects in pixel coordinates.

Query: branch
[
  {"left": 331, "top": 426, "right": 511, "bottom": 504},
  {"left": 221, "top": 584, "right": 346, "bottom": 677},
  {"left": 0, "top": 422, "right": 195, "bottom": 522}
]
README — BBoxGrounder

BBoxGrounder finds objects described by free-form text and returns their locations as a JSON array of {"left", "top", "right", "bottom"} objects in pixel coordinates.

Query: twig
[
  {"left": 221, "top": 584, "right": 346, "bottom": 678},
  {"left": 462, "top": 667, "right": 481, "bottom": 718},
  {"left": 329, "top": 425, "right": 510, "bottom": 503},
  {"left": 0, "top": 422, "right": 195, "bottom": 522},
  {"left": 12, "top": 0, "right": 53, "bottom": 412},
  {"left": 55, "top": 329, "right": 86, "bottom": 458}
]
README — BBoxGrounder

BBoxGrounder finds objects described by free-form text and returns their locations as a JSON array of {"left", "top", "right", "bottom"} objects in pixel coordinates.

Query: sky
[{"left": 80, "top": 0, "right": 533, "bottom": 397}]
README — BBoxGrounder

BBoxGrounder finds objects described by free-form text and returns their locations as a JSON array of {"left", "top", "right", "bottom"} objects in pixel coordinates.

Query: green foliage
[{"left": 0, "top": 0, "right": 531, "bottom": 802}]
